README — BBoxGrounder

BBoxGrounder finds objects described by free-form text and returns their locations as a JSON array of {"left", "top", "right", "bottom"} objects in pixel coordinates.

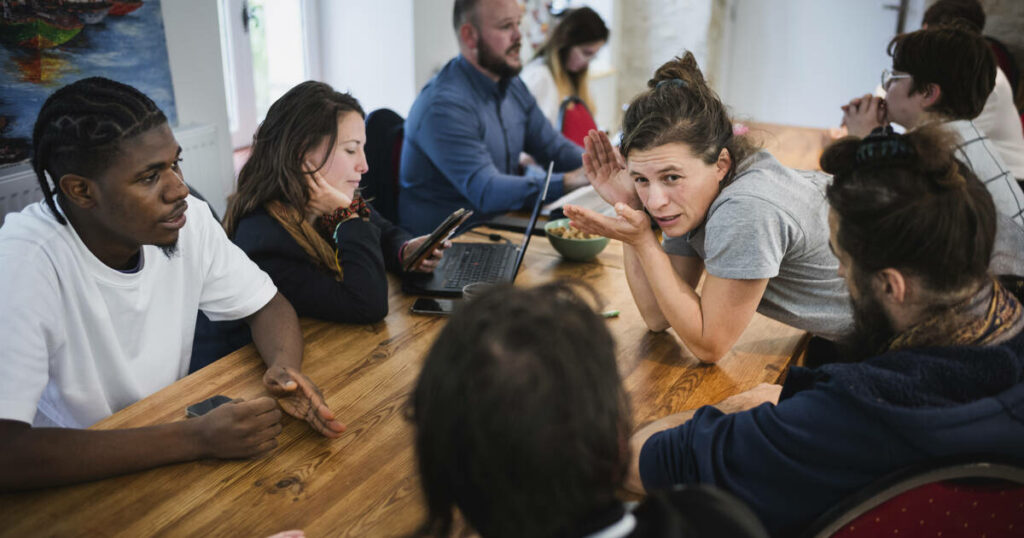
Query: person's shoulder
[
  {"left": 519, "top": 57, "right": 550, "bottom": 85},
  {"left": 0, "top": 201, "right": 73, "bottom": 259},
  {"left": 232, "top": 205, "right": 293, "bottom": 246}
]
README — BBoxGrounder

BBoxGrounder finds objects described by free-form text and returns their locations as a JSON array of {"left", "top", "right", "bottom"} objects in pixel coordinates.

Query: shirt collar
[{"left": 455, "top": 54, "right": 512, "bottom": 100}]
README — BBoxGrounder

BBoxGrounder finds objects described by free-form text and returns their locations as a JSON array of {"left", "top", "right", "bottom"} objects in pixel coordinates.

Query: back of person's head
[
  {"left": 922, "top": 0, "right": 985, "bottom": 33},
  {"left": 620, "top": 52, "right": 758, "bottom": 185},
  {"left": 887, "top": 26, "right": 995, "bottom": 120},
  {"left": 222, "top": 81, "right": 364, "bottom": 237},
  {"left": 411, "top": 282, "right": 630, "bottom": 538},
  {"left": 822, "top": 126, "right": 995, "bottom": 297},
  {"left": 452, "top": 0, "right": 483, "bottom": 32},
  {"left": 31, "top": 77, "right": 167, "bottom": 225}
]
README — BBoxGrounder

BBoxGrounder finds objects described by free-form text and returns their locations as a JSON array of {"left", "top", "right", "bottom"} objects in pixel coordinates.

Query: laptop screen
[{"left": 510, "top": 162, "right": 553, "bottom": 279}]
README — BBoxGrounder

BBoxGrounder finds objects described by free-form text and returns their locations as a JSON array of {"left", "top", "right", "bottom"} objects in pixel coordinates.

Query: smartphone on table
[
  {"left": 410, "top": 298, "right": 456, "bottom": 316},
  {"left": 185, "top": 395, "right": 233, "bottom": 418}
]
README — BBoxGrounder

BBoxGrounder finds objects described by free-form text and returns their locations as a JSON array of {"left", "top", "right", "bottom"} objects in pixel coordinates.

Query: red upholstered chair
[
  {"left": 557, "top": 96, "right": 598, "bottom": 148},
  {"left": 803, "top": 458, "right": 1024, "bottom": 538}
]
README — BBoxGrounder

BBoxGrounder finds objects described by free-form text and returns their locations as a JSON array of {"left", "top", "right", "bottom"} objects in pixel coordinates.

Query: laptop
[{"left": 402, "top": 163, "right": 552, "bottom": 297}]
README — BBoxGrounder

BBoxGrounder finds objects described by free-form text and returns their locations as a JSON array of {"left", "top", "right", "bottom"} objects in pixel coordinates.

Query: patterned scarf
[{"left": 886, "top": 279, "right": 1024, "bottom": 352}]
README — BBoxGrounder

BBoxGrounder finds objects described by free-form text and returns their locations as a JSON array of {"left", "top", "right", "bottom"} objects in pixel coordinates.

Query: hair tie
[
  {"left": 854, "top": 126, "right": 915, "bottom": 167},
  {"left": 655, "top": 78, "right": 687, "bottom": 90}
]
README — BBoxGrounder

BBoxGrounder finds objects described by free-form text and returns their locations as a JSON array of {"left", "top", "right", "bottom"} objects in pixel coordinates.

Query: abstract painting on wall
[{"left": 0, "top": 0, "right": 177, "bottom": 166}]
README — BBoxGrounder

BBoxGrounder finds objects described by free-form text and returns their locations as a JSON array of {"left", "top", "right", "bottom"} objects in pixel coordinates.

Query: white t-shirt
[
  {"left": 975, "top": 68, "right": 1024, "bottom": 180},
  {"left": 520, "top": 57, "right": 561, "bottom": 127},
  {"left": 0, "top": 196, "right": 277, "bottom": 428}
]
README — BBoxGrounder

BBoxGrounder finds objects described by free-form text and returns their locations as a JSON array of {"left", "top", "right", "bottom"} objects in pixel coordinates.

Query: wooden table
[{"left": 0, "top": 230, "right": 808, "bottom": 537}]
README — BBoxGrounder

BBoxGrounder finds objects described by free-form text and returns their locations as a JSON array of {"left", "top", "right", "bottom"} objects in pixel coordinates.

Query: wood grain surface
[{"left": 0, "top": 229, "right": 808, "bottom": 537}]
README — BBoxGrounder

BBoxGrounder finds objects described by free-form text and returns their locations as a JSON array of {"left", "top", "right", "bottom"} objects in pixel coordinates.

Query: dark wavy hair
[
  {"left": 410, "top": 282, "right": 631, "bottom": 538},
  {"left": 222, "top": 81, "right": 364, "bottom": 237},
  {"left": 620, "top": 52, "right": 759, "bottom": 186},
  {"left": 887, "top": 26, "right": 995, "bottom": 121},
  {"left": 822, "top": 126, "right": 995, "bottom": 295},
  {"left": 923, "top": 0, "right": 985, "bottom": 33}
]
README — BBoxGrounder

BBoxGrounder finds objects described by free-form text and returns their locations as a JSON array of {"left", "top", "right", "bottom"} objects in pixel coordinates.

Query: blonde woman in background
[{"left": 520, "top": 6, "right": 609, "bottom": 127}]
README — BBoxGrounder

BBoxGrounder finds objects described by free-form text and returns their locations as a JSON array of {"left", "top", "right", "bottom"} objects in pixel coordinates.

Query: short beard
[
  {"left": 159, "top": 241, "right": 180, "bottom": 259},
  {"left": 840, "top": 272, "right": 896, "bottom": 362},
  {"left": 477, "top": 34, "right": 521, "bottom": 79}
]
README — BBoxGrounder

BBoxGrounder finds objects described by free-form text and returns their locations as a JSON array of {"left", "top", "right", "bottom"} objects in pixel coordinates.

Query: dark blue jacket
[
  {"left": 639, "top": 329, "right": 1024, "bottom": 536},
  {"left": 191, "top": 206, "right": 410, "bottom": 370}
]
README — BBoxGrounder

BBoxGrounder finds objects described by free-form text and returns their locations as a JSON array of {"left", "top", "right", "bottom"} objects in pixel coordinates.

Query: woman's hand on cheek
[
  {"left": 305, "top": 166, "right": 352, "bottom": 217},
  {"left": 563, "top": 203, "right": 656, "bottom": 247}
]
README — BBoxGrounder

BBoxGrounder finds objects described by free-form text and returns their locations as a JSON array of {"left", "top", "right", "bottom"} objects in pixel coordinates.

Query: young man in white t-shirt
[{"left": 0, "top": 78, "right": 344, "bottom": 491}]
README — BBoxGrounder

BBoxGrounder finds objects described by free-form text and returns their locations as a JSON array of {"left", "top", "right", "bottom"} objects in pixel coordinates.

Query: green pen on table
[{"left": 601, "top": 310, "right": 619, "bottom": 318}]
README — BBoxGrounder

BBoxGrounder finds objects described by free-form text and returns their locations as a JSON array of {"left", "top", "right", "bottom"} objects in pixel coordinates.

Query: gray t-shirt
[{"left": 662, "top": 151, "right": 854, "bottom": 341}]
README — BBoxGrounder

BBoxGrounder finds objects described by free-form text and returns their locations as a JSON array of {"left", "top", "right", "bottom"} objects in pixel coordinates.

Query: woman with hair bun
[
  {"left": 566, "top": 52, "right": 853, "bottom": 363},
  {"left": 520, "top": 6, "right": 609, "bottom": 127}
]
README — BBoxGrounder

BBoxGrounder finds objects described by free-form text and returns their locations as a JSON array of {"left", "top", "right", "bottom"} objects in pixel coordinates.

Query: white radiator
[
  {"left": 0, "top": 163, "right": 39, "bottom": 226},
  {"left": 0, "top": 123, "right": 224, "bottom": 226}
]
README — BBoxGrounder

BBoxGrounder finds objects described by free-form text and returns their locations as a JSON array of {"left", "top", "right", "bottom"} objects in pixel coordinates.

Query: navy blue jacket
[
  {"left": 639, "top": 329, "right": 1024, "bottom": 536},
  {"left": 191, "top": 206, "right": 410, "bottom": 370}
]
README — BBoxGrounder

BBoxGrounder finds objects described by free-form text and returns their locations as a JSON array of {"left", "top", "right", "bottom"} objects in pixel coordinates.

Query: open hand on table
[
  {"left": 305, "top": 164, "right": 352, "bottom": 217},
  {"left": 263, "top": 366, "right": 345, "bottom": 438},
  {"left": 564, "top": 202, "right": 656, "bottom": 247},
  {"left": 840, "top": 94, "right": 887, "bottom": 139},
  {"left": 582, "top": 130, "right": 641, "bottom": 209},
  {"left": 402, "top": 236, "right": 452, "bottom": 272}
]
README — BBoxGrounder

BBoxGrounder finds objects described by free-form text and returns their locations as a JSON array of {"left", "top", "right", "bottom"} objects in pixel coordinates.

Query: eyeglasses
[{"left": 881, "top": 68, "right": 911, "bottom": 91}]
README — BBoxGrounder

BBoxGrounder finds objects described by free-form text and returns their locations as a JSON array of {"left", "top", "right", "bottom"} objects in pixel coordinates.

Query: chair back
[
  {"left": 986, "top": 36, "right": 1020, "bottom": 97},
  {"left": 803, "top": 457, "right": 1024, "bottom": 538},
  {"left": 557, "top": 96, "right": 597, "bottom": 148},
  {"left": 363, "top": 108, "right": 404, "bottom": 222}
]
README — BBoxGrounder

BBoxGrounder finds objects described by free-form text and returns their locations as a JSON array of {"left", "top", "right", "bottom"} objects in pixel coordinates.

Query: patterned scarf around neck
[{"left": 886, "top": 278, "right": 1024, "bottom": 352}]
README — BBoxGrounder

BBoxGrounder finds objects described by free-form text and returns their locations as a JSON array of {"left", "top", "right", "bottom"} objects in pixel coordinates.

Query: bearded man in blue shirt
[{"left": 399, "top": 0, "right": 589, "bottom": 234}]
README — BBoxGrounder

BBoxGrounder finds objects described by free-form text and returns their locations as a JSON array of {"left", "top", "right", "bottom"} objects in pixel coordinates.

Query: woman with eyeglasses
[
  {"left": 520, "top": 6, "right": 609, "bottom": 127},
  {"left": 842, "top": 25, "right": 1024, "bottom": 230},
  {"left": 564, "top": 52, "right": 855, "bottom": 365}
]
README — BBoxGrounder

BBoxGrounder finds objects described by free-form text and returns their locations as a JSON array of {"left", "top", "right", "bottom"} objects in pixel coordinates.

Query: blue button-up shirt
[{"left": 398, "top": 55, "right": 584, "bottom": 235}]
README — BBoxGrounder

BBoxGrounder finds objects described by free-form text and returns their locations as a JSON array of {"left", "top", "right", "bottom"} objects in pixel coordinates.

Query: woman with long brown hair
[
  {"left": 520, "top": 6, "right": 609, "bottom": 127},
  {"left": 192, "top": 81, "right": 444, "bottom": 369}
]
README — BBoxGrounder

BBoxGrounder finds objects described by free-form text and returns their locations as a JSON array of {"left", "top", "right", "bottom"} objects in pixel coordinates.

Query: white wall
[
  {"left": 413, "top": 0, "right": 459, "bottom": 93},
  {"left": 616, "top": 0, "right": 714, "bottom": 129},
  {"left": 160, "top": 0, "right": 235, "bottom": 215},
  {"left": 320, "top": 1, "right": 417, "bottom": 116},
  {"left": 715, "top": 0, "right": 908, "bottom": 128}
]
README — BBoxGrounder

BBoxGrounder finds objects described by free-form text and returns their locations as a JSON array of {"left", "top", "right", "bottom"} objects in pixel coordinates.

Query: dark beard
[
  {"left": 478, "top": 37, "right": 521, "bottom": 79},
  {"left": 840, "top": 281, "right": 896, "bottom": 362},
  {"left": 159, "top": 241, "right": 179, "bottom": 259}
]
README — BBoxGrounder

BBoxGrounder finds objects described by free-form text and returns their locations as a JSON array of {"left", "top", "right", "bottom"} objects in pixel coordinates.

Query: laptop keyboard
[{"left": 442, "top": 244, "right": 518, "bottom": 289}]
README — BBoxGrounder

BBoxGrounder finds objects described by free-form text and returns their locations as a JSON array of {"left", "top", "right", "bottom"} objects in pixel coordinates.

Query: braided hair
[
  {"left": 31, "top": 77, "right": 167, "bottom": 225},
  {"left": 821, "top": 126, "right": 995, "bottom": 294}
]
